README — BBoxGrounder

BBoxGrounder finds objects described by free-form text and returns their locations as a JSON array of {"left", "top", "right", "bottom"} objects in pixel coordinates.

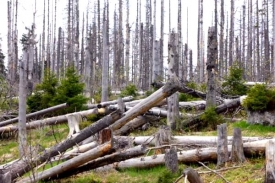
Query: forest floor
[{"left": 0, "top": 119, "right": 274, "bottom": 183}]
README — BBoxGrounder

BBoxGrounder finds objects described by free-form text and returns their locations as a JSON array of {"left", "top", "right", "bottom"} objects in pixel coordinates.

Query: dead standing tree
[
  {"left": 167, "top": 32, "right": 180, "bottom": 130},
  {"left": 18, "top": 28, "right": 35, "bottom": 158},
  {"left": 206, "top": 27, "right": 217, "bottom": 108}
]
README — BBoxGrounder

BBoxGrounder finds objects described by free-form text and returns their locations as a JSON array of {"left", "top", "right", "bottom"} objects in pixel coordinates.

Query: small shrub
[
  {"left": 243, "top": 84, "right": 275, "bottom": 112},
  {"left": 200, "top": 107, "right": 224, "bottom": 129},
  {"left": 222, "top": 64, "right": 247, "bottom": 96},
  {"left": 27, "top": 70, "right": 58, "bottom": 112},
  {"left": 120, "top": 84, "right": 138, "bottom": 97},
  {"left": 53, "top": 67, "right": 88, "bottom": 113}
]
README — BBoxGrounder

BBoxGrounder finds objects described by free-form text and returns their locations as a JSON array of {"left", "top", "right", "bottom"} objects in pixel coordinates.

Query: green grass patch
[{"left": 233, "top": 120, "right": 275, "bottom": 136}]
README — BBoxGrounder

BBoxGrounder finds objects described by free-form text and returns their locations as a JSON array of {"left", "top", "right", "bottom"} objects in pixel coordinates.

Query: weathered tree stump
[
  {"left": 230, "top": 128, "right": 246, "bottom": 163},
  {"left": 117, "top": 97, "right": 126, "bottom": 113},
  {"left": 217, "top": 123, "right": 229, "bottom": 167},
  {"left": 155, "top": 125, "right": 172, "bottom": 154},
  {"left": 265, "top": 140, "right": 275, "bottom": 183},
  {"left": 183, "top": 168, "right": 203, "bottom": 183},
  {"left": 98, "top": 128, "right": 112, "bottom": 144},
  {"left": 164, "top": 146, "right": 178, "bottom": 173}
]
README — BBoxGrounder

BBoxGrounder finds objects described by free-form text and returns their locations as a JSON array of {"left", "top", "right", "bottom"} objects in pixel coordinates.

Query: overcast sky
[{"left": 0, "top": 0, "right": 241, "bottom": 67}]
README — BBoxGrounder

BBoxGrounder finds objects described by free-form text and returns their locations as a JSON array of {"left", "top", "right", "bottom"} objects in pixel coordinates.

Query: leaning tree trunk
[{"left": 111, "top": 80, "right": 180, "bottom": 131}]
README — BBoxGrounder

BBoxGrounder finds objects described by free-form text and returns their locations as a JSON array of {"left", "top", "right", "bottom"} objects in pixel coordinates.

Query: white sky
[{"left": 0, "top": 0, "right": 244, "bottom": 68}]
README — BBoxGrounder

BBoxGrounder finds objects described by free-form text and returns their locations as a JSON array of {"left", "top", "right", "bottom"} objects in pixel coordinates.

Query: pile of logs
[{"left": 0, "top": 80, "right": 273, "bottom": 182}]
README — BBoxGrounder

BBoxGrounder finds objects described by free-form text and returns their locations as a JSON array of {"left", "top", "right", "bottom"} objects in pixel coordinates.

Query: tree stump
[
  {"left": 155, "top": 125, "right": 172, "bottom": 154},
  {"left": 164, "top": 146, "right": 178, "bottom": 173},
  {"left": 265, "top": 140, "right": 275, "bottom": 183},
  {"left": 230, "top": 128, "right": 246, "bottom": 163},
  {"left": 183, "top": 168, "right": 203, "bottom": 183},
  {"left": 217, "top": 123, "right": 229, "bottom": 167},
  {"left": 98, "top": 128, "right": 112, "bottom": 144}
]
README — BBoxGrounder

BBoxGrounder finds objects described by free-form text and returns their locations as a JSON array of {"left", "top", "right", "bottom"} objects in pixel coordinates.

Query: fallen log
[
  {"left": 96, "top": 140, "right": 267, "bottom": 171},
  {"left": 0, "top": 108, "right": 98, "bottom": 134},
  {"left": 132, "top": 135, "right": 265, "bottom": 146},
  {"left": 50, "top": 144, "right": 148, "bottom": 179},
  {"left": 111, "top": 80, "right": 180, "bottom": 131},
  {"left": 17, "top": 141, "right": 114, "bottom": 183},
  {"left": 3, "top": 110, "right": 122, "bottom": 181},
  {"left": 86, "top": 96, "right": 134, "bottom": 109},
  {"left": 0, "top": 103, "right": 68, "bottom": 127}
]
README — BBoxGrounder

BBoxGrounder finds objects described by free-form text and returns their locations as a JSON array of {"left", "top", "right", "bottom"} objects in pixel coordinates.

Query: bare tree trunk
[
  {"left": 178, "top": 0, "right": 183, "bottom": 80},
  {"left": 46, "top": 0, "right": 51, "bottom": 69},
  {"left": 255, "top": 0, "right": 260, "bottom": 81},
  {"left": 167, "top": 32, "right": 180, "bottom": 130},
  {"left": 52, "top": 0, "right": 57, "bottom": 74},
  {"left": 18, "top": 44, "right": 28, "bottom": 158},
  {"left": 247, "top": 0, "right": 252, "bottom": 80},
  {"left": 41, "top": 0, "right": 46, "bottom": 80},
  {"left": 67, "top": 0, "right": 73, "bottom": 67},
  {"left": 160, "top": 0, "right": 164, "bottom": 81},
  {"left": 101, "top": 4, "right": 108, "bottom": 102},
  {"left": 125, "top": 0, "right": 130, "bottom": 84},
  {"left": 57, "top": 27, "right": 62, "bottom": 78},
  {"left": 242, "top": 4, "right": 246, "bottom": 79},
  {"left": 189, "top": 49, "right": 193, "bottom": 80},
  {"left": 219, "top": 0, "right": 224, "bottom": 78},
  {"left": 206, "top": 27, "right": 217, "bottom": 108},
  {"left": 229, "top": 0, "right": 234, "bottom": 68},
  {"left": 264, "top": 0, "right": 270, "bottom": 82}
]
